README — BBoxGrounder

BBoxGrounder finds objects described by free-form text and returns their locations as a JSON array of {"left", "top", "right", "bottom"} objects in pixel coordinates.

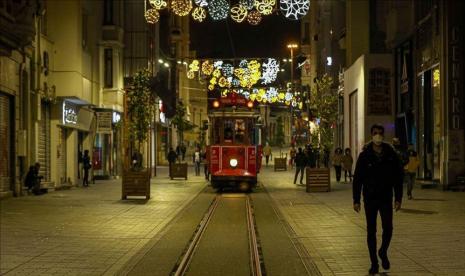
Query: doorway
[{"left": 418, "top": 67, "right": 441, "bottom": 180}]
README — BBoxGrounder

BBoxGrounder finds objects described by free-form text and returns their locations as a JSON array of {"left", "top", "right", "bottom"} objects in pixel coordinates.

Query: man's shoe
[
  {"left": 368, "top": 264, "right": 379, "bottom": 274},
  {"left": 378, "top": 249, "right": 390, "bottom": 270}
]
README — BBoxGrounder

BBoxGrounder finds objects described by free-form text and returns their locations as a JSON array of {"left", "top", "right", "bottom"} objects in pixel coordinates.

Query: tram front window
[{"left": 235, "top": 119, "right": 246, "bottom": 144}]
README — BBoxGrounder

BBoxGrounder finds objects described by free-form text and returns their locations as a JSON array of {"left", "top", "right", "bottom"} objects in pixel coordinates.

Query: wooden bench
[
  {"left": 274, "top": 158, "right": 287, "bottom": 171},
  {"left": 306, "top": 168, "right": 331, "bottom": 192}
]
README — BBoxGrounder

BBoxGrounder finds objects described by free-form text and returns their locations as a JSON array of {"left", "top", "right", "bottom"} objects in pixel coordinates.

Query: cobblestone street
[{"left": 1, "top": 161, "right": 465, "bottom": 275}]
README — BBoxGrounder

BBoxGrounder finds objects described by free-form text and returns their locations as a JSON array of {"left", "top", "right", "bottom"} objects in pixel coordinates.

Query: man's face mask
[{"left": 372, "top": 134, "right": 384, "bottom": 145}]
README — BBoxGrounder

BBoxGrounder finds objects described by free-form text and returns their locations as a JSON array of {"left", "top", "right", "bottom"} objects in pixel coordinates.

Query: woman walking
[
  {"left": 342, "top": 148, "right": 354, "bottom": 183},
  {"left": 332, "top": 148, "right": 343, "bottom": 183}
]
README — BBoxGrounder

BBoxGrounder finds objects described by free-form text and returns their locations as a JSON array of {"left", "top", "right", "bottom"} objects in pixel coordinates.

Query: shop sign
[
  {"left": 401, "top": 54, "right": 409, "bottom": 93},
  {"left": 97, "top": 112, "right": 112, "bottom": 133},
  {"left": 159, "top": 100, "right": 166, "bottom": 123},
  {"left": 112, "top": 112, "right": 121, "bottom": 123},
  {"left": 62, "top": 102, "right": 77, "bottom": 125},
  {"left": 449, "top": 27, "right": 463, "bottom": 131}
]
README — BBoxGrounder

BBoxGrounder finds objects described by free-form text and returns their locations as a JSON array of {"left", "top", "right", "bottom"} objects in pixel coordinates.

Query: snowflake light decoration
[
  {"left": 189, "top": 60, "right": 200, "bottom": 72},
  {"left": 279, "top": 0, "right": 310, "bottom": 21},
  {"left": 285, "top": 92, "right": 293, "bottom": 101},
  {"left": 230, "top": 5, "right": 248, "bottom": 23},
  {"left": 192, "top": 7, "right": 207, "bottom": 22},
  {"left": 254, "top": 0, "right": 275, "bottom": 16},
  {"left": 145, "top": 8, "right": 160, "bottom": 24},
  {"left": 240, "top": 0, "right": 255, "bottom": 10},
  {"left": 213, "top": 68, "right": 222, "bottom": 78},
  {"left": 221, "top": 63, "right": 234, "bottom": 77},
  {"left": 194, "top": 0, "right": 208, "bottom": 7},
  {"left": 171, "top": 0, "right": 193, "bottom": 16},
  {"left": 261, "top": 58, "right": 280, "bottom": 84},
  {"left": 187, "top": 70, "right": 195, "bottom": 79},
  {"left": 213, "top": 60, "right": 224, "bottom": 69},
  {"left": 247, "top": 10, "right": 262, "bottom": 25},
  {"left": 149, "top": 0, "right": 167, "bottom": 10},
  {"left": 208, "top": 0, "right": 230, "bottom": 21},
  {"left": 201, "top": 60, "right": 214, "bottom": 75},
  {"left": 265, "top": 87, "right": 279, "bottom": 101}
]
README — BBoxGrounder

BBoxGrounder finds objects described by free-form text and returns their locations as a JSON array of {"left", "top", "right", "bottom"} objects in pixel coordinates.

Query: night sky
[{"left": 190, "top": 16, "right": 301, "bottom": 59}]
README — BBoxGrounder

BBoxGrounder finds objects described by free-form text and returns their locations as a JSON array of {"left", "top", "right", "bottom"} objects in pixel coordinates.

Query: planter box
[
  {"left": 274, "top": 158, "right": 287, "bottom": 171},
  {"left": 171, "top": 163, "right": 188, "bottom": 180},
  {"left": 122, "top": 169, "right": 150, "bottom": 199},
  {"left": 306, "top": 168, "right": 331, "bottom": 192}
]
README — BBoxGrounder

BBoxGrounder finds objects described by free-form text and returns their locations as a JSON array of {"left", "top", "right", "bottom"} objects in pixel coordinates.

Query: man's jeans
[{"left": 364, "top": 201, "right": 393, "bottom": 265}]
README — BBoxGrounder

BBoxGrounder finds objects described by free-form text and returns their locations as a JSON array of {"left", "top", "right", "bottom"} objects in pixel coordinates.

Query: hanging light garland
[
  {"left": 279, "top": 0, "right": 310, "bottom": 21},
  {"left": 171, "top": 0, "right": 193, "bottom": 16},
  {"left": 247, "top": 10, "right": 262, "bottom": 25},
  {"left": 145, "top": 8, "right": 160, "bottom": 24},
  {"left": 208, "top": 0, "right": 230, "bottom": 21},
  {"left": 254, "top": 0, "right": 275, "bottom": 16},
  {"left": 230, "top": 5, "right": 248, "bottom": 23},
  {"left": 192, "top": 6, "right": 207, "bottom": 22},
  {"left": 149, "top": 0, "right": 167, "bottom": 10}
]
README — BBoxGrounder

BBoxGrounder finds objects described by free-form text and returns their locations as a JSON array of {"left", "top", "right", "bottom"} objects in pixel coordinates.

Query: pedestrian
[
  {"left": 289, "top": 145, "right": 296, "bottom": 169},
  {"left": 263, "top": 142, "right": 272, "bottom": 166},
  {"left": 323, "top": 147, "right": 330, "bottom": 168},
  {"left": 82, "top": 150, "right": 91, "bottom": 187},
  {"left": 342, "top": 148, "right": 353, "bottom": 183},
  {"left": 305, "top": 144, "right": 316, "bottom": 168},
  {"left": 332, "top": 148, "right": 343, "bottom": 183},
  {"left": 203, "top": 148, "right": 209, "bottom": 180},
  {"left": 25, "top": 163, "right": 42, "bottom": 194},
  {"left": 293, "top": 147, "right": 307, "bottom": 185},
  {"left": 193, "top": 147, "right": 201, "bottom": 176},
  {"left": 405, "top": 144, "right": 420, "bottom": 200},
  {"left": 167, "top": 147, "right": 178, "bottom": 178},
  {"left": 392, "top": 137, "right": 409, "bottom": 167},
  {"left": 353, "top": 124, "right": 404, "bottom": 275},
  {"left": 180, "top": 143, "right": 187, "bottom": 161}
]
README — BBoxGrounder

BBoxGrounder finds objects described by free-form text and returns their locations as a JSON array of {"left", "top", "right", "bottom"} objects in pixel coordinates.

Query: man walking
[
  {"left": 82, "top": 150, "right": 91, "bottom": 187},
  {"left": 293, "top": 147, "right": 307, "bottom": 185},
  {"left": 263, "top": 143, "right": 272, "bottom": 166},
  {"left": 353, "top": 124, "right": 404, "bottom": 275},
  {"left": 167, "top": 147, "right": 178, "bottom": 178}
]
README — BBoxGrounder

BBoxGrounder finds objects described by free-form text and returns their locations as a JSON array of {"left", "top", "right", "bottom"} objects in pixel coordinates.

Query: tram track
[{"left": 172, "top": 194, "right": 265, "bottom": 276}]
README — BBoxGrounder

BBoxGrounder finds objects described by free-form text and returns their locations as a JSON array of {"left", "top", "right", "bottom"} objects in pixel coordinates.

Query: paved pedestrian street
[{"left": 1, "top": 163, "right": 465, "bottom": 275}]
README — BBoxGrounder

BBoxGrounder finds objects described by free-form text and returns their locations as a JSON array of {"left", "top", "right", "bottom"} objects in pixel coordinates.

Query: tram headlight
[{"left": 229, "top": 158, "right": 238, "bottom": 168}]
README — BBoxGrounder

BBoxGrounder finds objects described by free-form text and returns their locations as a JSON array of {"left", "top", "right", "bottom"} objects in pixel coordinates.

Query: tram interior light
[{"left": 213, "top": 100, "right": 220, "bottom": 108}]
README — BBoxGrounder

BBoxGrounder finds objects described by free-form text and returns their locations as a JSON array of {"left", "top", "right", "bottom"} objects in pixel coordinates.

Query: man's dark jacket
[
  {"left": 295, "top": 151, "right": 307, "bottom": 167},
  {"left": 353, "top": 142, "right": 403, "bottom": 204}
]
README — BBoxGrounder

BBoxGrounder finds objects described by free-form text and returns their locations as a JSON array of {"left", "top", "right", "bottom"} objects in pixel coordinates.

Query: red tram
[{"left": 207, "top": 93, "right": 262, "bottom": 191}]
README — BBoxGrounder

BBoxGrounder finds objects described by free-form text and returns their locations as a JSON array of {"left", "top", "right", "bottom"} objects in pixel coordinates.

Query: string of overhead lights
[{"left": 144, "top": 0, "right": 311, "bottom": 25}]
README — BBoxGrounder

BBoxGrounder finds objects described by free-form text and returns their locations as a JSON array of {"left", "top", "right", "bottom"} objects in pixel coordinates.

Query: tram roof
[{"left": 208, "top": 109, "right": 259, "bottom": 118}]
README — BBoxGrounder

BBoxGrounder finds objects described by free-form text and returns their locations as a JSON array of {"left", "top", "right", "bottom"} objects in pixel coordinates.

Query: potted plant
[
  {"left": 306, "top": 74, "right": 338, "bottom": 192},
  {"left": 122, "top": 69, "right": 156, "bottom": 199},
  {"left": 274, "top": 116, "right": 287, "bottom": 171}
]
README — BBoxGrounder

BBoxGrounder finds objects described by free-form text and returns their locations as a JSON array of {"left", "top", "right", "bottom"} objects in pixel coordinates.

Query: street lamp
[{"left": 287, "top": 43, "right": 298, "bottom": 145}]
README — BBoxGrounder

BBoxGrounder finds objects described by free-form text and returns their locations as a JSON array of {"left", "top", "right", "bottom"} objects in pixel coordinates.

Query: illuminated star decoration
[
  {"left": 145, "top": 8, "right": 160, "bottom": 24},
  {"left": 192, "top": 7, "right": 207, "bottom": 22},
  {"left": 279, "top": 0, "right": 310, "bottom": 21},
  {"left": 261, "top": 58, "right": 280, "bottom": 84},
  {"left": 171, "top": 0, "right": 193, "bottom": 16},
  {"left": 230, "top": 4, "right": 248, "bottom": 23},
  {"left": 208, "top": 0, "right": 230, "bottom": 21},
  {"left": 149, "top": 0, "right": 167, "bottom": 10}
]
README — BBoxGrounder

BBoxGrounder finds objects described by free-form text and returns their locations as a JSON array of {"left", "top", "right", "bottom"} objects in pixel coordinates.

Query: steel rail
[
  {"left": 173, "top": 195, "right": 221, "bottom": 276},
  {"left": 246, "top": 196, "right": 263, "bottom": 276}
]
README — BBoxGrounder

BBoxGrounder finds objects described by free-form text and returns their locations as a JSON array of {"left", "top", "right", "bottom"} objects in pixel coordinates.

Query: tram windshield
[{"left": 212, "top": 117, "right": 256, "bottom": 145}]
